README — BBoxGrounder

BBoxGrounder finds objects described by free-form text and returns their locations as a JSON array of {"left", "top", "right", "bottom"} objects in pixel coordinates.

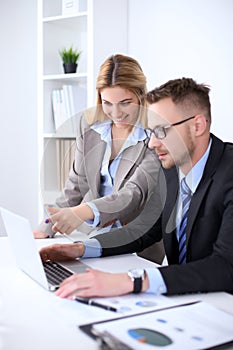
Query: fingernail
[{"left": 45, "top": 219, "right": 49, "bottom": 224}]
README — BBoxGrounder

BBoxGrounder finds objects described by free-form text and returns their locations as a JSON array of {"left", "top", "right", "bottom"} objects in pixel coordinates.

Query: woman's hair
[{"left": 85, "top": 54, "right": 148, "bottom": 126}]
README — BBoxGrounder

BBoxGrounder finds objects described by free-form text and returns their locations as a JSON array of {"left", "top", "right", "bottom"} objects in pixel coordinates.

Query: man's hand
[
  {"left": 39, "top": 242, "right": 85, "bottom": 262},
  {"left": 55, "top": 269, "right": 149, "bottom": 299},
  {"left": 55, "top": 269, "right": 133, "bottom": 299}
]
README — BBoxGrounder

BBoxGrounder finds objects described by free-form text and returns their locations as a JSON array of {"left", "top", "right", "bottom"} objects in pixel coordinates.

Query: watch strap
[{"left": 133, "top": 277, "right": 142, "bottom": 293}]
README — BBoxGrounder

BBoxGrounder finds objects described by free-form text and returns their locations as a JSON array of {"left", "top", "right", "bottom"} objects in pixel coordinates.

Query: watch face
[{"left": 129, "top": 269, "right": 144, "bottom": 278}]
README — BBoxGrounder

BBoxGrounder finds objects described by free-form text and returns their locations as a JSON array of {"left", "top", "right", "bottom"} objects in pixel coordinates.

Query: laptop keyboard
[{"left": 43, "top": 261, "right": 73, "bottom": 286}]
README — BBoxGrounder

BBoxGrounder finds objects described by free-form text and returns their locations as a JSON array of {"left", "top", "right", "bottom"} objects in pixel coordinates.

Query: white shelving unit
[{"left": 38, "top": 0, "right": 128, "bottom": 213}]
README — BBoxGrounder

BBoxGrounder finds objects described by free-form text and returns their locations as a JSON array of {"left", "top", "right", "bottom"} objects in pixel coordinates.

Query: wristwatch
[{"left": 128, "top": 268, "right": 145, "bottom": 293}]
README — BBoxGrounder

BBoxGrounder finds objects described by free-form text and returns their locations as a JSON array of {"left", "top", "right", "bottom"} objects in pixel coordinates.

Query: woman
[{"left": 34, "top": 54, "right": 162, "bottom": 247}]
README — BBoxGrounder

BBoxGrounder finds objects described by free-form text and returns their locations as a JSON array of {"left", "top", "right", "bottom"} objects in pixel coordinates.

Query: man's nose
[{"left": 148, "top": 133, "right": 162, "bottom": 149}]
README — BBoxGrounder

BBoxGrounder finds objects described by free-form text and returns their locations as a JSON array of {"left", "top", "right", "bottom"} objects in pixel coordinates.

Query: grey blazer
[{"left": 39, "top": 114, "right": 161, "bottom": 237}]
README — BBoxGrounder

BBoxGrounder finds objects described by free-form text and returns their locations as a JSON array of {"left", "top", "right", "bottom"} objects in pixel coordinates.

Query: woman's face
[{"left": 100, "top": 86, "right": 140, "bottom": 129}]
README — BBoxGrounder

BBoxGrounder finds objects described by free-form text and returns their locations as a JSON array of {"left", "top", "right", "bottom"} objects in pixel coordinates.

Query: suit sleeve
[
  {"left": 92, "top": 186, "right": 164, "bottom": 256},
  {"left": 91, "top": 148, "right": 161, "bottom": 226}
]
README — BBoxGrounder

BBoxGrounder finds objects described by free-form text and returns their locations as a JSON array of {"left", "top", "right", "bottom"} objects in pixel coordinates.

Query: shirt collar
[
  {"left": 90, "top": 120, "right": 147, "bottom": 147},
  {"left": 179, "top": 137, "right": 212, "bottom": 193}
]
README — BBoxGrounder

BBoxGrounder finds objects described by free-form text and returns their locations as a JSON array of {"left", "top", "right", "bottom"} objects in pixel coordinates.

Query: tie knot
[{"left": 181, "top": 178, "right": 191, "bottom": 196}]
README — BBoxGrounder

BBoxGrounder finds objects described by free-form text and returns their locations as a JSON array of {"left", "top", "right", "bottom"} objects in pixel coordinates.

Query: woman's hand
[
  {"left": 45, "top": 205, "right": 94, "bottom": 234},
  {"left": 55, "top": 269, "right": 134, "bottom": 299},
  {"left": 46, "top": 206, "right": 83, "bottom": 234},
  {"left": 40, "top": 242, "right": 85, "bottom": 262},
  {"left": 33, "top": 229, "right": 50, "bottom": 239}
]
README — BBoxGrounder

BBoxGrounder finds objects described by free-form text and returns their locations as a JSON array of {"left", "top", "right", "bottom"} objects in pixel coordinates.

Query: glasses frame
[{"left": 145, "top": 115, "right": 196, "bottom": 140}]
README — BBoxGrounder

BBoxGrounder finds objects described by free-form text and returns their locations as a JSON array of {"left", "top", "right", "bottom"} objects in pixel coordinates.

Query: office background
[{"left": 0, "top": 0, "right": 232, "bottom": 227}]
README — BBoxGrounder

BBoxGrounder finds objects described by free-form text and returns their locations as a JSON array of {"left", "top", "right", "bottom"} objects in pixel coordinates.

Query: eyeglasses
[{"left": 145, "top": 115, "right": 196, "bottom": 140}]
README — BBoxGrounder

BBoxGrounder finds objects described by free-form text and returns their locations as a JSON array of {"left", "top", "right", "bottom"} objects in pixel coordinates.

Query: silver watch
[{"left": 128, "top": 268, "right": 145, "bottom": 293}]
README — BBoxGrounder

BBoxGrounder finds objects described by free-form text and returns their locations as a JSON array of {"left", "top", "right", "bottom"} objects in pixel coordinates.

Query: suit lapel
[
  {"left": 163, "top": 167, "right": 179, "bottom": 235},
  {"left": 84, "top": 129, "right": 106, "bottom": 197},
  {"left": 186, "top": 134, "right": 225, "bottom": 240},
  {"left": 114, "top": 142, "right": 146, "bottom": 190},
  {"left": 162, "top": 167, "right": 179, "bottom": 263}
]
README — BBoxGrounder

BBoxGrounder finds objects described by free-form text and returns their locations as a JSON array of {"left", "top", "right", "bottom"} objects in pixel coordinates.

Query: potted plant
[{"left": 59, "top": 45, "right": 82, "bottom": 74}]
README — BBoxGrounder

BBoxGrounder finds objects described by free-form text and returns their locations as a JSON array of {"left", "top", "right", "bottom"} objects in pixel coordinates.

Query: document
[
  {"left": 77, "top": 293, "right": 183, "bottom": 315},
  {"left": 90, "top": 301, "right": 233, "bottom": 349}
]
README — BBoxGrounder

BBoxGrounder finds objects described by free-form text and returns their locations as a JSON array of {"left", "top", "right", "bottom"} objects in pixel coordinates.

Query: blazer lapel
[
  {"left": 186, "top": 134, "right": 225, "bottom": 240},
  {"left": 114, "top": 142, "right": 146, "bottom": 190},
  {"left": 84, "top": 129, "right": 106, "bottom": 197},
  {"left": 163, "top": 167, "right": 179, "bottom": 234},
  {"left": 162, "top": 167, "right": 179, "bottom": 263},
  {"left": 186, "top": 178, "right": 212, "bottom": 240}
]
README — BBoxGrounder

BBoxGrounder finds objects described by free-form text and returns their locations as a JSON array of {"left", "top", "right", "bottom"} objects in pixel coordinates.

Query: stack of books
[
  {"left": 51, "top": 84, "right": 85, "bottom": 135},
  {"left": 56, "top": 138, "right": 76, "bottom": 191}
]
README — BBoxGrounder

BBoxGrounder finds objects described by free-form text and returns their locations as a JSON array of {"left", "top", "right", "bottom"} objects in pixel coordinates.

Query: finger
[
  {"left": 33, "top": 230, "right": 49, "bottom": 239},
  {"left": 52, "top": 223, "right": 60, "bottom": 233},
  {"left": 56, "top": 273, "right": 91, "bottom": 298},
  {"left": 47, "top": 206, "right": 60, "bottom": 215},
  {"left": 63, "top": 225, "right": 73, "bottom": 235},
  {"left": 55, "top": 281, "right": 79, "bottom": 298},
  {"left": 52, "top": 222, "right": 68, "bottom": 233},
  {"left": 40, "top": 250, "right": 50, "bottom": 261}
]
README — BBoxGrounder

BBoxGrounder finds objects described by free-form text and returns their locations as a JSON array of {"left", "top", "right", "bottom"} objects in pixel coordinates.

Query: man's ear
[{"left": 194, "top": 114, "right": 208, "bottom": 136}]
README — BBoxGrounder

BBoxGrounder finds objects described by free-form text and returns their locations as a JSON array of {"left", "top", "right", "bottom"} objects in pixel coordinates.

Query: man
[{"left": 40, "top": 77, "right": 233, "bottom": 299}]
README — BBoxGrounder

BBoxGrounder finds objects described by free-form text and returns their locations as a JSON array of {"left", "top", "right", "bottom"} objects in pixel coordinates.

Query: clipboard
[{"left": 79, "top": 301, "right": 233, "bottom": 350}]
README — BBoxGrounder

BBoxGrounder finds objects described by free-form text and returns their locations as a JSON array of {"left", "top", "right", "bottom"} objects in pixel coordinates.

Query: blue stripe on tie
[{"left": 178, "top": 178, "right": 192, "bottom": 264}]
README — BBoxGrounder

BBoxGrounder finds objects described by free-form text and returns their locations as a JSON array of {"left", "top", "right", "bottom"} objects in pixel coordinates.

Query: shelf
[
  {"left": 43, "top": 72, "right": 87, "bottom": 81},
  {"left": 43, "top": 133, "right": 76, "bottom": 139},
  {"left": 43, "top": 12, "right": 87, "bottom": 23},
  {"left": 39, "top": 0, "right": 128, "bottom": 207}
]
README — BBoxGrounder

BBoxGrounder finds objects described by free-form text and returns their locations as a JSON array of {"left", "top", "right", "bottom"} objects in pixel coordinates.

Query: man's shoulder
[{"left": 211, "top": 133, "right": 233, "bottom": 149}]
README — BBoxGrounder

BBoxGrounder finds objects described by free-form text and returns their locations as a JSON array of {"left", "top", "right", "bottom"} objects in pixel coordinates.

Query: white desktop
[{"left": 1, "top": 230, "right": 233, "bottom": 350}]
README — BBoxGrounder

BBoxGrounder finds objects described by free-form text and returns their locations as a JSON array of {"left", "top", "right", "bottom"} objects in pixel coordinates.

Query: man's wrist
[
  {"left": 142, "top": 271, "right": 149, "bottom": 292},
  {"left": 127, "top": 269, "right": 147, "bottom": 293},
  {"left": 73, "top": 242, "right": 85, "bottom": 257}
]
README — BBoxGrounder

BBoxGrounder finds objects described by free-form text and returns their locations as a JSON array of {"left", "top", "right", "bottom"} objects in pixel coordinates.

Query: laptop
[{"left": 0, "top": 207, "right": 89, "bottom": 291}]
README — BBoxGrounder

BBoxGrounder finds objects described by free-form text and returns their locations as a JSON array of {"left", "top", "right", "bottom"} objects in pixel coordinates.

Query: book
[
  {"left": 52, "top": 89, "right": 64, "bottom": 131},
  {"left": 56, "top": 139, "right": 76, "bottom": 191},
  {"left": 62, "top": 0, "right": 79, "bottom": 16}
]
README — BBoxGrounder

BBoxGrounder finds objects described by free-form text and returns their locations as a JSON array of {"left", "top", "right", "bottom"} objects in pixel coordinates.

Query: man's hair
[{"left": 146, "top": 77, "right": 211, "bottom": 121}]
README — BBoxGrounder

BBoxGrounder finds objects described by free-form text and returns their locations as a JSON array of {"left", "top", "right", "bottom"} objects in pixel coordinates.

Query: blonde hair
[{"left": 85, "top": 54, "right": 148, "bottom": 127}]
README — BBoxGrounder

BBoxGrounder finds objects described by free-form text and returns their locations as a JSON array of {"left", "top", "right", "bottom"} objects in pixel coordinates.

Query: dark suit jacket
[{"left": 94, "top": 134, "right": 233, "bottom": 295}]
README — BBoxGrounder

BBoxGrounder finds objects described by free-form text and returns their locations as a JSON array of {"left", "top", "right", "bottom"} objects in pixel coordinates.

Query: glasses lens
[
  {"left": 145, "top": 127, "right": 166, "bottom": 139},
  {"left": 155, "top": 126, "right": 166, "bottom": 139}
]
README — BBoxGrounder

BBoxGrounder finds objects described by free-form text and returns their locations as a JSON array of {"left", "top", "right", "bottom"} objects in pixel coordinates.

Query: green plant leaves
[{"left": 59, "top": 46, "right": 82, "bottom": 63}]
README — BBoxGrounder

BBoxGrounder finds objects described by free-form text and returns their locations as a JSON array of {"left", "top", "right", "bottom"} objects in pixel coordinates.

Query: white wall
[
  {"left": 128, "top": 0, "right": 233, "bottom": 142},
  {"left": 0, "top": 0, "right": 39, "bottom": 226},
  {"left": 0, "top": 0, "right": 232, "bottom": 228}
]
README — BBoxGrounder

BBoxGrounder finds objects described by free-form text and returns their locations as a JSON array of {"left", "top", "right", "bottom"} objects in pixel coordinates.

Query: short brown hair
[{"left": 146, "top": 77, "right": 211, "bottom": 121}]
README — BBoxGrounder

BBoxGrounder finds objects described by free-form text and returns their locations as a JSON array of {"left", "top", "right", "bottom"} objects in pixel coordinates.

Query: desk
[{"left": 1, "top": 234, "right": 233, "bottom": 350}]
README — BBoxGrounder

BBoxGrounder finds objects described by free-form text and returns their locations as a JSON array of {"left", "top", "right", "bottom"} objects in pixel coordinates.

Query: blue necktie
[{"left": 178, "top": 178, "right": 192, "bottom": 264}]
